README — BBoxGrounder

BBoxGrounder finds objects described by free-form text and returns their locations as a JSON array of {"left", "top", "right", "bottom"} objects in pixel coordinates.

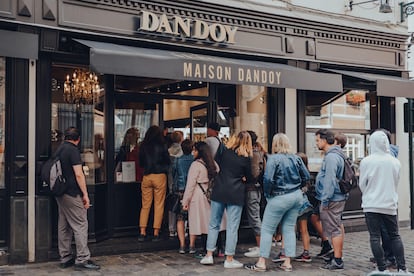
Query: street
[{"left": 1, "top": 228, "right": 413, "bottom": 275}]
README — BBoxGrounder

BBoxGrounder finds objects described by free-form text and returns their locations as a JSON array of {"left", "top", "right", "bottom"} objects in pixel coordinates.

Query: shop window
[
  {"left": 0, "top": 58, "right": 5, "bottom": 189},
  {"left": 305, "top": 90, "right": 369, "bottom": 172},
  {"left": 218, "top": 85, "right": 268, "bottom": 149},
  {"left": 114, "top": 104, "right": 159, "bottom": 183},
  {"left": 51, "top": 64, "right": 105, "bottom": 184},
  {"left": 164, "top": 99, "right": 206, "bottom": 140}
]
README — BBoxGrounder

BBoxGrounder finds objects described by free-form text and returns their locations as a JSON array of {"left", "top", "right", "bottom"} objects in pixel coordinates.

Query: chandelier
[{"left": 63, "top": 69, "right": 100, "bottom": 104}]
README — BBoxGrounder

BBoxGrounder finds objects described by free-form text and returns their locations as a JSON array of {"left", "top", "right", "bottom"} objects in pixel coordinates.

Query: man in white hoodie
[{"left": 359, "top": 130, "right": 408, "bottom": 274}]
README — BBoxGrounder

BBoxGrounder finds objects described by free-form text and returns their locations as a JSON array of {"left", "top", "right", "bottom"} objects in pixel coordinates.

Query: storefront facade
[{"left": 0, "top": 0, "right": 413, "bottom": 264}]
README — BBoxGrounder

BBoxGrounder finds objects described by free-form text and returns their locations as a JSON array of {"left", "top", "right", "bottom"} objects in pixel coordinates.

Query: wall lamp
[
  {"left": 400, "top": 1, "right": 414, "bottom": 22},
  {"left": 348, "top": 0, "right": 392, "bottom": 13}
]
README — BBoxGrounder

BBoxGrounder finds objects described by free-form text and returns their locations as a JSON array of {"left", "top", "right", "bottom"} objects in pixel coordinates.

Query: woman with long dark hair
[
  {"left": 138, "top": 125, "right": 170, "bottom": 242},
  {"left": 182, "top": 141, "right": 223, "bottom": 253}
]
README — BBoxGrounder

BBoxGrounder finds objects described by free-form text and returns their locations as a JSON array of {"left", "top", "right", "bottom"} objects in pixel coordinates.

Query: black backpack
[
  {"left": 41, "top": 147, "right": 67, "bottom": 196},
  {"left": 214, "top": 136, "right": 225, "bottom": 164},
  {"left": 334, "top": 150, "right": 358, "bottom": 194}
]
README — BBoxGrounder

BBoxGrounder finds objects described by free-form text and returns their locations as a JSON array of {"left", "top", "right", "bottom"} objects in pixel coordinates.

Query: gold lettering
[
  {"left": 140, "top": 11, "right": 159, "bottom": 32},
  {"left": 253, "top": 70, "right": 260, "bottom": 83},
  {"left": 245, "top": 69, "right": 252, "bottom": 82},
  {"left": 276, "top": 71, "right": 281, "bottom": 84},
  {"left": 209, "top": 24, "right": 226, "bottom": 42},
  {"left": 208, "top": 65, "right": 215, "bottom": 79},
  {"left": 193, "top": 20, "right": 209, "bottom": 39},
  {"left": 225, "top": 67, "right": 231, "bottom": 80},
  {"left": 238, "top": 68, "right": 244, "bottom": 81},
  {"left": 183, "top": 62, "right": 192, "bottom": 77},
  {"left": 173, "top": 16, "right": 191, "bottom": 37},
  {"left": 269, "top": 71, "right": 274, "bottom": 84},
  {"left": 140, "top": 12, "right": 238, "bottom": 44},
  {"left": 216, "top": 66, "right": 223, "bottom": 80},
  {"left": 157, "top": 14, "right": 173, "bottom": 34},
  {"left": 203, "top": 64, "right": 207, "bottom": 78},
  {"left": 224, "top": 25, "right": 238, "bottom": 44},
  {"left": 261, "top": 70, "right": 267, "bottom": 84},
  {"left": 194, "top": 64, "right": 201, "bottom": 78}
]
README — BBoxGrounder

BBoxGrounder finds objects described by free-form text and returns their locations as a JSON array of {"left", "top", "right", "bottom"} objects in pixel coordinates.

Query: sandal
[
  {"left": 244, "top": 264, "right": 266, "bottom": 272},
  {"left": 278, "top": 263, "right": 293, "bottom": 272}
]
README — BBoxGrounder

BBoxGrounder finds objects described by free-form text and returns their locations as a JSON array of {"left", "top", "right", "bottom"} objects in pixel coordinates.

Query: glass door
[
  {"left": 114, "top": 101, "right": 160, "bottom": 183},
  {"left": 190, "top": 103, "right": 208, "bottom": 141}
]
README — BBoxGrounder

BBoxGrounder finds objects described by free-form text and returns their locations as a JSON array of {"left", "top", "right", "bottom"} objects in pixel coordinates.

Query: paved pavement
[{"left": 1, "top": 227, "right": 413, "bottom": 276}]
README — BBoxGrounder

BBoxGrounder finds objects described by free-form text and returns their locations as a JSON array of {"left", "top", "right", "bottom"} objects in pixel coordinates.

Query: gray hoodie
[{"left": 358, "top": 131, "right": 401, "bottom": 215}]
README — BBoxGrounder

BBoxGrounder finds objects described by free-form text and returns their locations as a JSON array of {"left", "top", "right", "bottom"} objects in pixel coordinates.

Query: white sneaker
[
  {"left": 224, "top": 259, "right": 243, "bottom": 269},
  {"left": 398, "top": 269, "right": 413, "bottom": 275},
  {"left": 366, "top": 270, "right": 390, "bottom": 276},
  {"left": 248, "top": 246, "right": 259, "bottom": 251},
  {"left": 200, "top": 255, "right": 214, "bottom": 265},
  {"left": 244, "top": 248, "right": 260, "bottom": 258}
]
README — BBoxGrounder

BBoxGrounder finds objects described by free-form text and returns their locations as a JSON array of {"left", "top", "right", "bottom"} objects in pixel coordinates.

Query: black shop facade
[{"left": 0, "top": 0, "right": 412, "bottom": 264}]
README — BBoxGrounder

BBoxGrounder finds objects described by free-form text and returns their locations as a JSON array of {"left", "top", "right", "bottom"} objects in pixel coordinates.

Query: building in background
[{"left": 0, "top": 0, "right": 414, "bottom": 264}]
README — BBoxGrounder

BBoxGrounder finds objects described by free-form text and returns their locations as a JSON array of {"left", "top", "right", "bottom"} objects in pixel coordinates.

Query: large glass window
[
  {"left": 51, "top": 64, "right": 105, "bottom": 184},
  {"left": 305, "top": 90, "right": 369, "bottom": 172},
  {"left": 218, "top": 85, "right": 268, "bottom": 149},
  {"left": 164, "top": 99, "right": 206, "bottom": 140},
  {"left": 0, "top": 58, "right": 5, "bottom": 189},
  {"left": 114, "top": 103, "right": 159, "bottom": 183}
]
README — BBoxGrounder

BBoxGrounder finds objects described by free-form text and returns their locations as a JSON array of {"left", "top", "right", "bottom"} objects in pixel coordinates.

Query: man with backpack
[
  {"left": 205, "top": 122, "right": 222, "bottom": 158},
  {"left": 54, "top": 127, "right": 100, "bottom": 271},
  {"left": 314, "top": 129, "right": 347, "bottom": 271},
  {"left": 204, "top": 122, "right": 225, "bottom": 257}
]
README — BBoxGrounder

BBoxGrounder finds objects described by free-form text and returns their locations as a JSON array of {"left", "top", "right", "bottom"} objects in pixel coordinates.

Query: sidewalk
[{"left": 1, "top": 228, "right": 413, "bottom": 275}]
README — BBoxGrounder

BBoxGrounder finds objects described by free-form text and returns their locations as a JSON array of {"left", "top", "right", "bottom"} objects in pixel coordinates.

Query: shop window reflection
[
  {"left": 217, "top": 85, "right": 268, "bottom": 150},
  {"left": 305, "top": 90, "right": 369, "bottom": 172},
  {"left": 0, "top": 58, "right": 5, "bottom": 189},
  {"left": 114, "top": 106, "right": 159, "bottom": 183},
  {"left": 51, "top": 64, "right": 105, "bottom": 184}
]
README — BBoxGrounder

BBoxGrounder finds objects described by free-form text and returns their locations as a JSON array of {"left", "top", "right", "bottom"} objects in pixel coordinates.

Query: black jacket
[
  {"left": 139, "top": 142, "right": 170, "bottom": 175},
  {"left": 211, "top": 148, "right": 253, "bottom": 205}
]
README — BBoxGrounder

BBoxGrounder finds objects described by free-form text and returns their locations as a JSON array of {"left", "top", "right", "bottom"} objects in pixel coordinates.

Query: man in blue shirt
[{"left": 315, "top": 129, "right": 347, "bottom": 271}]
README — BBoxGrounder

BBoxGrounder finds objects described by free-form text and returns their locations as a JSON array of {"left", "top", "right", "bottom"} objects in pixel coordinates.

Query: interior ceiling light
[{"left": 64, "top": 69, "right": 100, "bottom": 105}]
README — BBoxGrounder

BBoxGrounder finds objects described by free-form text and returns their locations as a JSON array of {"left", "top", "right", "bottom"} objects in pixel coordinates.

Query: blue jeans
[
  {"left": 206, "top": 200, "right": 243, "bottom": 256},
  {"left": 259, "top": 189, "right": 302, "bottom": 258},
  {"left": 245, "top": 190, "right": 262, "bottom": 236}
]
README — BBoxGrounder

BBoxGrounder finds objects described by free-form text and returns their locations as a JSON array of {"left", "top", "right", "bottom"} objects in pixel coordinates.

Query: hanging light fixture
[
  {"left": 63, "top": 69, "right": 100, "bottom": 104},
  {"left": 348, "top": 0, "right": 392, "bottom": 13}
]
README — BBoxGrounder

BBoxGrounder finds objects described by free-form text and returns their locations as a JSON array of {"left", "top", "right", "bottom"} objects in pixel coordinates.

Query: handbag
[{"left": 166, "top": 193, "right": 181, "bottom": 214}]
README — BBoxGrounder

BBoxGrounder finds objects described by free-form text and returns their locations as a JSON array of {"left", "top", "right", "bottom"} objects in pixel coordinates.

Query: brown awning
[
  {"left": 325, "top": 69, "right": 414, "bottom": 98},
  {"left": 75, "top": 39, "right": 342, "bottom": 92},
  {"left": 0, "top": 30, "right": 38, "bottom": 59}
]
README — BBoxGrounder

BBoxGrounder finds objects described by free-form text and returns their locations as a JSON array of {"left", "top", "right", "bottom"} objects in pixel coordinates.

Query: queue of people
[{"left": 54, "top": 124, "right": 410, "bottom": 273}]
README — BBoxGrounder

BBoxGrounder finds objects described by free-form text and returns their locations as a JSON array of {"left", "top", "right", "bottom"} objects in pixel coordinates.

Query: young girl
[{"left": 173, "top": 139, "right": 194, "bottom": 253}]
